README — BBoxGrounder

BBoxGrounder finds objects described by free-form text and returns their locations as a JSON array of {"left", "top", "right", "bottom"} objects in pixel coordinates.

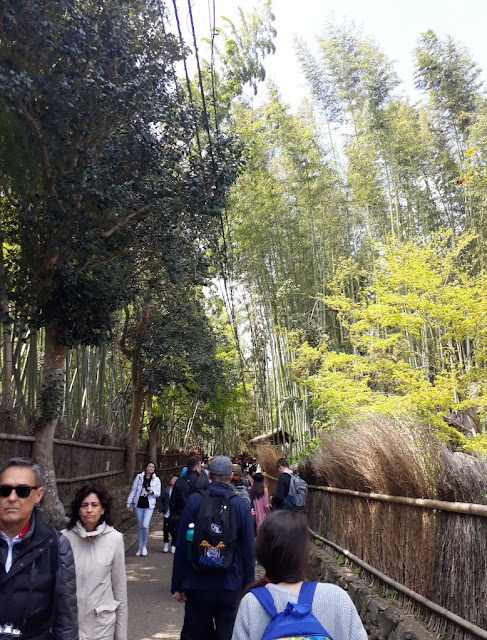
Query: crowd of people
[{"left": 0, "top": 454, "right": 366, "bottom": 640}]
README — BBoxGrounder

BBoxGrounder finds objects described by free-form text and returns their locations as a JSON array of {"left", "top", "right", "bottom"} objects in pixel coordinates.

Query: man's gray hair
[{"left": 0, "top": 457, "right": 45, "bottom": 486}]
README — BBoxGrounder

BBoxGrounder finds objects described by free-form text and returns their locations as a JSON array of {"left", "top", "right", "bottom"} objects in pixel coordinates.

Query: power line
[{"left": 171, "top": 0, "right": 203, "bottom": 156}]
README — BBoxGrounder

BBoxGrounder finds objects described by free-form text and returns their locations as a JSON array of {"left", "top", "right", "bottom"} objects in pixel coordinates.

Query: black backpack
[{"left": 192, "top": 490, "right": 238, "bottom": 575}]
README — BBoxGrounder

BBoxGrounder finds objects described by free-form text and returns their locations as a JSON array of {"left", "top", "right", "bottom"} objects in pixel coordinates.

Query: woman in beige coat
[{"left": 62, "top": 484, "right": 128, "bottom": 640}]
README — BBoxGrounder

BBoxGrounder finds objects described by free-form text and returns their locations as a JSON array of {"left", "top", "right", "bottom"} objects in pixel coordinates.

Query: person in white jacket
[
  {"left": 62, "top": 483, "right": 128, "bottom": 640},
  {"left": 126, "top": 461, "right": 161, "bottom": 556}
]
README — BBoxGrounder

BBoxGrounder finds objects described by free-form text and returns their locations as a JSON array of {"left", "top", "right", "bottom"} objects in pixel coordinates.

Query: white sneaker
[
  {"left": 141, "top": 546, "right": 148, "bottom": 557},
  {"left": 171, "top": 545, "right": 176, "bottom": 554},
  {"left": 135, "top": 548, "right": 142, "bottom": 556},
  {"left": 163, "top": 542, "right": 169, "bottom": 553}
]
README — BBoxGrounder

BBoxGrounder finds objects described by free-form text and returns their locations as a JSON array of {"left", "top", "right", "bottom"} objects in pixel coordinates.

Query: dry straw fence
[{"left": 259, "top": 416, "right": 487, "bottom": 640}]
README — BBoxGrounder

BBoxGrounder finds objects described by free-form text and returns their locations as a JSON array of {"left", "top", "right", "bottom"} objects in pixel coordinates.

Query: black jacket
[
  {"left": 159, "top": 485, "right": 172, "bottom": 515},
  {"left": 0, "top": 509, "right": 78, "bottom": 640},
  {"left": 187, "top": 469, "right": 209, "bottom": 495},
  {"left": 170, "top": 471, "right": 210, "bottom": 520},
  {"left": 170, "top": 476, "right": 190, "bottom": 520},
  {"left": 272, "top": 469, "right": 293, "bottom": 510}
]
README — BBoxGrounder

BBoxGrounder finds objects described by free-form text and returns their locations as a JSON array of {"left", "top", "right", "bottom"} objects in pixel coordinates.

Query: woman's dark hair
[
  {"left": 145, "top": 460, "right": 156, "bottom": 477},
  {"left": 255, "top": 510, "right": 308, "bottom": 583},
  {"left": 67, "top": 483, "right": 114, "bottom": 529},
  {"left": 250, "top": 473, "right": 265, "bottom": 499}
]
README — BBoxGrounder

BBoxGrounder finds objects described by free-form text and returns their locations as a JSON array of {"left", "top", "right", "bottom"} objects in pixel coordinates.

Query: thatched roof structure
[{"left": 249, "top": 427, "right": 294, "bottom": 445}]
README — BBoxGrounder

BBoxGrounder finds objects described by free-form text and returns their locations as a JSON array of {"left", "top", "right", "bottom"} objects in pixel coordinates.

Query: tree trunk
[
  {"left": 32, "top": 325, "right": 67, "bottom": 527},
  {"left": 147, "top": 393, "right": 158, "bottom": 463},
  {"left": 0, "top": 222, "right": 13, "bottom": 409},
  {"left": 124, "top": 357, "right": 144, "bottom": 481}
]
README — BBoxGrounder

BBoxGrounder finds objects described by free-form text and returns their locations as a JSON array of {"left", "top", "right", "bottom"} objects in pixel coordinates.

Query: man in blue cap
[{"left": 171, "top": 455, "right": 254, "bottom": 640}]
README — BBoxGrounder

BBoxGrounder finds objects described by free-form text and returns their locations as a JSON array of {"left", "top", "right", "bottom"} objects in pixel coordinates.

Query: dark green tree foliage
[
  {"left": 142, "top": 288, "right": 223, "bottom": 400},
  {"left": 0, "top": 0, "right": 235, "bottom": 346}
]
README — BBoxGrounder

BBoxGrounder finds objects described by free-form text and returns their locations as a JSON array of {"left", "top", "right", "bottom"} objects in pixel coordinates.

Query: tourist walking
[
  {"left": 249, "top": 472, "right": 270, "bottom": 533},
  {"left": 271, "top": 458, "right": 293, "bottom": 510},
  {"left": 159, "top": 474, "right": 178, "bottom": 553},
  {"left": 171, "top": 455, "right": 255, "bottom": 640},
  {"left": 232, "top": 510, "right": 366, "bottom": 640},
  {"left": 126, "top": 460, "right": 161, "bottom": 556},
  {"left": 63, "top": 484, "right": 127, "bottom": 640},
  {"left": 0, "top": 457, "right": 78, "bottom": 640}
]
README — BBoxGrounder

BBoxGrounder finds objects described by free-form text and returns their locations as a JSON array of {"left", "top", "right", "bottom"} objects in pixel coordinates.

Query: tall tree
[{"left": 0, "top": 0, "right": 235, "bottom": 519}]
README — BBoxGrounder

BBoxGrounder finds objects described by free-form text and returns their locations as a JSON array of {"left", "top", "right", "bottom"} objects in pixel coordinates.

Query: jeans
[{"left": 135, "top": 507, "right": 153, "bottom": 549}]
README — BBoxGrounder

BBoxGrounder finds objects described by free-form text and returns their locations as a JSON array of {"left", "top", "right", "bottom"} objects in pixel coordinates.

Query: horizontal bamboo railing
[
  {"left": 307, "top": 484, "right": 487, "bottom": 517},
  {"left": 57, "top": 469, "right": 125, "bottom": 484},
  {"left": 0, "top": 432, "right": 125, "bottom": 451}
]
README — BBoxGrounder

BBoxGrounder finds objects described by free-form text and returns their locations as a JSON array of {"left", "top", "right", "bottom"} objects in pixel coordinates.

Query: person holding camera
[
  {"left": 126, "top": 461, "right": 161, "bottom": 557},
  {"left": 0, "top": 457, "right": 78, "bottom": 640}
]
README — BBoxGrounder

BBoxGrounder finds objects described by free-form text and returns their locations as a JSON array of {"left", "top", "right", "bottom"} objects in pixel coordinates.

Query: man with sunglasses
[{"left": 0, "top": 457, "right": 78, "bottom": 639}]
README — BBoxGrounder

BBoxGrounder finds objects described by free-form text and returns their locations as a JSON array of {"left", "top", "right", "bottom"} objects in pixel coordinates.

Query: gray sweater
[{"left": 231, "top": 582, "right": 367, "bottom": 640}]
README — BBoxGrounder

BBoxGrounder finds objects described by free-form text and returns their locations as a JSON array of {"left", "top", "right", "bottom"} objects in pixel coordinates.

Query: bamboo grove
[{"left": 224, "top": 23, "right": 487, "bottom": 455}]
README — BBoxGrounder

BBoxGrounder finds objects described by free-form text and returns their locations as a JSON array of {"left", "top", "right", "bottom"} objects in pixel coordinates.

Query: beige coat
[{"left": 62, "top": 521, "right": 128, "bottom": 640}]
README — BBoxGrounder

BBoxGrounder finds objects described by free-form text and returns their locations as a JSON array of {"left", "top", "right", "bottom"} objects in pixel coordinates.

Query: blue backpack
[{"left": 250, "top": 581, "right": 333, "bottom": 640}]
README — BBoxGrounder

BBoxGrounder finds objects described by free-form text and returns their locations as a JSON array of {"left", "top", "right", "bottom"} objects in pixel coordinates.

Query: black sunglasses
[{"left": 0, "top": 485, "right": 38, "bottom": 498}]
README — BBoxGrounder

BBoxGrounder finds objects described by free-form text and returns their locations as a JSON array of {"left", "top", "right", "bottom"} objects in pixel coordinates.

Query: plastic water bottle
[{"left": 186, "top": 522, "right": 195, "bottom": 560}]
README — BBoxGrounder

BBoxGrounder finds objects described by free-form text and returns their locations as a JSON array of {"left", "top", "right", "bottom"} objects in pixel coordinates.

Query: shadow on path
[{"left": 126, "top": 516, "right": 184, "bottom": 640}]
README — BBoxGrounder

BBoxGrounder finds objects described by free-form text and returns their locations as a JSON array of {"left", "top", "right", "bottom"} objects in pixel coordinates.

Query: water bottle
[{"left": 186, "top": 522, "right": 195, "bottom": 561}]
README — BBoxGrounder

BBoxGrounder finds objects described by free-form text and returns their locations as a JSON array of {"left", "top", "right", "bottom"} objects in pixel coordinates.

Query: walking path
[{"left": 125, "top": 515, "right": 184, "bottom": 640}]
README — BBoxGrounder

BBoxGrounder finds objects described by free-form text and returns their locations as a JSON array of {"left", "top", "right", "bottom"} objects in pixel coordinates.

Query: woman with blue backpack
[{"left": 231, "top": 510, "right": 367, "bottom": 640}]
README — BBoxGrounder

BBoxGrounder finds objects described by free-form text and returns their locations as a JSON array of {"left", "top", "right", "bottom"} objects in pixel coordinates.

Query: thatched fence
[
  {"left": 259, "top": 415, "right": 487, "bottom": 640},
  {"left": 264, "top": 471, "right": 486, "bottom": 639},
  {"left": 303, "top": 485, "right": 487, "bottom": 640}
]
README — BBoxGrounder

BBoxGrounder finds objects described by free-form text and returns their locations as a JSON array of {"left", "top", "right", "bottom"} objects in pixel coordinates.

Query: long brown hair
[
  {"left": 243, "top": 510, "right": 309, "bottom": 596},
  {"left": 250, "top": 473, "right": 265, "bottom": 499}
]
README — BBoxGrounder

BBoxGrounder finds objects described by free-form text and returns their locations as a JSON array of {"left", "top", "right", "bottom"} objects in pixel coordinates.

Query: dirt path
[{"left": 125, "top": 515, "right": 184, "bottom": 640}]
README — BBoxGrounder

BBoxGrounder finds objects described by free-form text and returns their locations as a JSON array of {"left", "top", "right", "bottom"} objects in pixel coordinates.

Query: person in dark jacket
[
  {"left": 171, "top": 456, "right": 254, "bottom": 640},
  {"left": 159, "top": 475, "right": 178, "bottom": 553},
  {"left": 169, "top": 456, "right": 209, "bottom": 548},
  {"left": 0, "top": 457, "right": 78, "bottom": 640},
  {"left": 187, "top": 455, "right": 210, "bottom": 495},
  {"left": 271, "top": 457, "right": 293, "bottom": 510}
]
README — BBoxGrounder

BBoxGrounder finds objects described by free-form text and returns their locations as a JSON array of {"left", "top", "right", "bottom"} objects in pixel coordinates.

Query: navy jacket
[{"left": 171, "top": 482, "right": 254, "bottom": 594}]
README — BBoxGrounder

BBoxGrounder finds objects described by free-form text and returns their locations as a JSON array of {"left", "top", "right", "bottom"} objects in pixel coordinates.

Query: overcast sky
[{"left": 180, "top": 0, "right": 487, "bottom": 109}]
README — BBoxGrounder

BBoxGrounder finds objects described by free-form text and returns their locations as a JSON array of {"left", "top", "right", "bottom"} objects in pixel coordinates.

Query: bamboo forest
[{"left": 1, "top": 0, "right": 487, "bottom": 485}]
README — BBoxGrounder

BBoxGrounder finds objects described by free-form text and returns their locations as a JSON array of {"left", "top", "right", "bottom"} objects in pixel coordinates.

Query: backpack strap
[
  {"left": 298, "top": 580, "right": 318, "bottom": 606},
  {"left": 250, "top": 586, "right": 279, "bottom": 618}
]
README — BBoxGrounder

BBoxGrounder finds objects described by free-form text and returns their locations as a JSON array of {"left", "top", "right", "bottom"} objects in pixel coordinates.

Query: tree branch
[
  {"left": 15, "top": 94, "right": 64, "bottom": 213},
  {"left": 98, "top": 209, "right": 145, "bottom": 238},
  {"left": 120, "top": 305, "right": 135, "bottom": 358}
]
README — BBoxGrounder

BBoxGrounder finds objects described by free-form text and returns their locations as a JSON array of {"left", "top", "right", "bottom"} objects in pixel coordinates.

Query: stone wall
[{"left": 309, "top": 542, "right": 437, "bottom": 640}]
